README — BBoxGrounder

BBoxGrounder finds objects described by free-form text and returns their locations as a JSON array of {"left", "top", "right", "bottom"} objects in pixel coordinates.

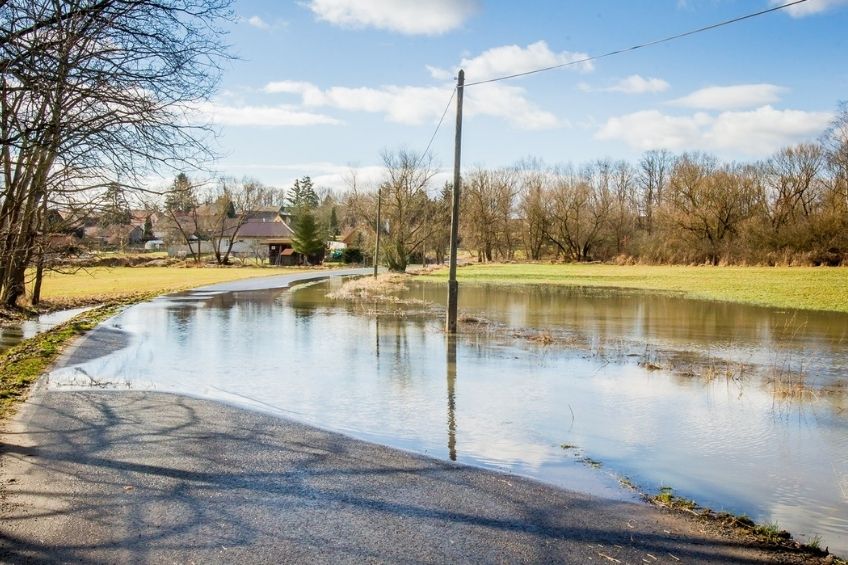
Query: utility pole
[
  {"left": 446, "top": 69, "right": 464, "bottom": 333},
  {"left": 373, "top": 185, "right": 381, "bottom": 278}
]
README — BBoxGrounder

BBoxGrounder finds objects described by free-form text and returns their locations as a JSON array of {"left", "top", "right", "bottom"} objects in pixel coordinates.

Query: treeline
[{"left": 346, "top": 104, "right": 848, "bottom": 269}]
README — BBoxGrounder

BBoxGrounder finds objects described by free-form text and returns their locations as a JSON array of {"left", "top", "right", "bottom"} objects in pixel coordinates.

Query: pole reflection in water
[
  {"left": 375, "top": 313, "right": 380, "bottom": 359},
  {"left": 446, "top": 334, "right": 457, "bottom": 461}
]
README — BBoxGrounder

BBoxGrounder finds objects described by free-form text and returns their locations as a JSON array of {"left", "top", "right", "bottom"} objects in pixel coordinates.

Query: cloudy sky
[{"left": 201, "top": 0, "right": 848, "bottom": 190}]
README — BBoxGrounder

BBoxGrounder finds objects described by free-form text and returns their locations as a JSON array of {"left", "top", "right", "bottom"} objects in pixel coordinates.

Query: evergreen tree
[
  {"left": 328, "top": 206, "right": 339, "bottom": 237},
  {"left": 291, "top": 209, "right": 325, "bottom": 263},
  {"left": 165, "top": 173, "right": 195, "bottom": 212},
  {"left": 100, "top": 183, "right": 131, "bottom": 226},
  {"left": 286, "top": 176, "right": 319, "bottom": 211},
  {"left": 142, "top": 216, "right": 154, "bottom": 241}
]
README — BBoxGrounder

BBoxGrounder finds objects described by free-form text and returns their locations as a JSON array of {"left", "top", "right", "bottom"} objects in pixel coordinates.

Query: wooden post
[
  {"left": 446, "top": 69, "right": 464, "bottom": 333},
  {"left": 373, "top": 185, "right": 381, "bottom": 278}
]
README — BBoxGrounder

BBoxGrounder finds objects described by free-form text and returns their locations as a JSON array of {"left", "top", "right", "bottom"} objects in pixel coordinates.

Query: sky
[{"left": 197, "top": 0, "right": 848, "bottom": 192}]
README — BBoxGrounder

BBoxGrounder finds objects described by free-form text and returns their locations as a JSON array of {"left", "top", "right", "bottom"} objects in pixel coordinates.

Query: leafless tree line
[
  {"left": 348, "top": 105, "right": 848, "bottom": 269},
  {"left": 1, "top": 0, "right": 231, "bottom": 307}
]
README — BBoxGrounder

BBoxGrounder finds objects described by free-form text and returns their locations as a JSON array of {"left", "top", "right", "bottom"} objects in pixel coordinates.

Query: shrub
[{"left": 343, "top": 247, "right": 364, "bottom": 264}]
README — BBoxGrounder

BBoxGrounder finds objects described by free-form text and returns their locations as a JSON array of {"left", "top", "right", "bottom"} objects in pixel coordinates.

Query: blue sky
[{"left": 199, "top": 0, "right": 848, "bottom": 191}]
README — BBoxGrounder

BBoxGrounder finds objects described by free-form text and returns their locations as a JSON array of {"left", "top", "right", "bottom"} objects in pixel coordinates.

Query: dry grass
[
  {"left": 31, "top": 265, "right": 305, "bottom": 308},
  {"left": 327, "top": 273, "right": 412, "bottom": 303}
]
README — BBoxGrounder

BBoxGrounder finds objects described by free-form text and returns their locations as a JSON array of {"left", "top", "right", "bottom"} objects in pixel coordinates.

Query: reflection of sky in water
[{"left": 47, "top": 280, "right": 848, "bottom": 555}]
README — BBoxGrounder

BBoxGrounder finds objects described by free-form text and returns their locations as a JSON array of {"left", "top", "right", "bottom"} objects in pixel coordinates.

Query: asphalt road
[
  {"left": 2, "top": 388, "right": 793, "bottom": 565},
  {"left": 0, "top": 271, "right": 809, "bottom": 563}
]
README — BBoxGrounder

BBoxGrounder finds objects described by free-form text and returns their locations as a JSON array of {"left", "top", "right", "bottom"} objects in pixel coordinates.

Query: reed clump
[{"left": 327, "top": 273, "right": 413, "bottom": 303}]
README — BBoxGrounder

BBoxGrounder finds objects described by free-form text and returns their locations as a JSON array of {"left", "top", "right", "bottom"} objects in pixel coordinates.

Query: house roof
[
  {"left": 237, "top": 219, "right": 294, "bottom": 239},
  {"left": 340, "top": 227, "right": 362, "bottom": 245},
  {"left": 246, "top": 207, "right": 283, "bottom": 222},
  {"left": 281, "top": 248, "right": 296, "bottom": 256}
]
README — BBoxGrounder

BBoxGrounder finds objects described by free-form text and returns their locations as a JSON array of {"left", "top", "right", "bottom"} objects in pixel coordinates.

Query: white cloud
[
  {"left": 312, "top": 85, "right": 455, "bottom": 124},
  {"left": 465, "top": 83, "right": 563, "bottom": 129},
  {"left": 579, "top": 75, "right": 670, "bottom": 94},
  {"left": 429, "top": 41, "right": 592, "bottom": 83},
  {"left": 246, "top": 15, "right": 270, "bottom": 30},
  {"left": 669, "top": 84, "right": 785, "bottom": 110},
  {"left": 704, "top": 106, "right": 833, "bottom": 154},
  {"left": 306, "top": 0, "right": 477, "bottom": 35},
  {"left": 771, "top": 0, "right": 848, "bottom": 17},
  {"left": 263, "top": 80, "right": 563, "bottom": 130},
  {"left": 597, "top": 110, "right": 711, "bottom": 152},
  {"left": 426, "top": 65, "right": 454, "bottom": 81},
  {"left": 596, "top": 105, "right": 832, "bottom": 157},
  {"left": 193, "top": 101, "right": 342, "bottom": 127}
]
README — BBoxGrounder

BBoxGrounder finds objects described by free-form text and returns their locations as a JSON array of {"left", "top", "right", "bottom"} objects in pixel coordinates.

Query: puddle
[{"left": 1, "top": 306, "right": 93, "bottom": 354}]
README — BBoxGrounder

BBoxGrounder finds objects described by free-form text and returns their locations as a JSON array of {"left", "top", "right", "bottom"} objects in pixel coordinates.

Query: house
[
  {"left": 233, "top": 218, "right": 300, "bottom": 265},
  {"left": 84, "top": 224, "right": 144, "bottom": 247},
  {"left": 340, "top": 226, "right": 365, "bottom": 249}
]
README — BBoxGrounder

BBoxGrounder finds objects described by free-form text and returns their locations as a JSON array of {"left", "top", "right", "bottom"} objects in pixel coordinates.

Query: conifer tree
[{"left": 292, "top": 209, "right": 325, "bottom": 263}]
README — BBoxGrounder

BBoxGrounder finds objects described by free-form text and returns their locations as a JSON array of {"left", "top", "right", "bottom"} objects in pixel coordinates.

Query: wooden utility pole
[
  {"left": 446, "top": 69, "right": 464, "bottom": 333},
  {"left": 373, "top": 185, "right": 381, "bottom": 278}
]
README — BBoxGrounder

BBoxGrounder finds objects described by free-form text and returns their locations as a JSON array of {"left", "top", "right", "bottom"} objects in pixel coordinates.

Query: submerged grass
[
  {"left": 646, "top": 486, "right": 842, "bottom": 561},
  {"left": 418, "top": 263, "right": 848, "bottom": 313}
]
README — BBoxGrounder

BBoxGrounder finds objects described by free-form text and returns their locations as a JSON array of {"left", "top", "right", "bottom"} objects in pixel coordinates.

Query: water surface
[
  {"left": 1, "top": 307, "right": 92, "bottom": 354},
  {"left": 47, "top": 279, "right": 848, "bottom": 554}
]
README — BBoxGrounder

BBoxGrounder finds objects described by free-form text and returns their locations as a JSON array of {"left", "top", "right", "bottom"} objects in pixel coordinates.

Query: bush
[{"left": 343, "top": 247, "right": 364, "bottom": 264}]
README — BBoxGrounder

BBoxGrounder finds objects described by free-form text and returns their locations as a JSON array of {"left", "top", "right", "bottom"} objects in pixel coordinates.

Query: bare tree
[
  {"left": 205, "top": 178, "right": 270, "bottom": 265},
  {"left": 375, "top": 150, "right": 439, "bottom": 272},
  {"left": 822, "top": 101, "right": 848, "bottom": 210},
  {"left": 665, "top": 154, "right": 756, "bottom": 264},
  {"left": 637, "top": 149, "right": 674, "bottom": 234},
  {"left": 608, "top": 160, "right": 637, "bottom": 256},
  {"left": 0, "top": 0, "right": 231, "bottom": 306},
  {"left": 462, "top": 168, "right": 501, "bottom": 262},
  {"left": 544, "top": 166, "right": 610, "bottom": 262},
  {"left": 516, "top": 164, "right": 549, "bottom": 261}
]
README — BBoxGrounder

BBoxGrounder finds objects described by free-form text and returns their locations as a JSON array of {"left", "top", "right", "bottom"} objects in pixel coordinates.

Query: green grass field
[
  {"left": 418, "top": 263, "right": 848, "bottom": 313},
  {"left": 35, "top": 266, "right": 305, "bottom": 305}
]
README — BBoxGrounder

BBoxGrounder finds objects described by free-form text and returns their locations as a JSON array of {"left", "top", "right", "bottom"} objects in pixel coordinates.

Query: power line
[
  {"left": 464, "top": 0, "right": 809, "bottom": 87},
  {"left": 415, "top": 0, "right": 807, "bottom": 173},
  {"left": 416, "top": 87, "right": 456, "bottom": 168}
]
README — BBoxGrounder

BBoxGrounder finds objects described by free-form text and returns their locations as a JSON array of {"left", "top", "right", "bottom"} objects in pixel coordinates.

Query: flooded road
[{"left": 47, "top": 277, "right": 848, "bottom": 554}]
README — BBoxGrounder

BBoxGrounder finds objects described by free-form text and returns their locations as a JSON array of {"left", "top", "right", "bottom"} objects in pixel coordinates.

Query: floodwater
[
  {"left": 47, "top": 277, "right": 848, "bottom": 555},
  {"left": 1, "top": 306, "right": 92, "bottom": 354}
]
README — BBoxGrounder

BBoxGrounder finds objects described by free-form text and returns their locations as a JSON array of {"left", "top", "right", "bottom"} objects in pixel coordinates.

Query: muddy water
[{"left": 47, "top": 279, "right": 848, "bottom": 554}]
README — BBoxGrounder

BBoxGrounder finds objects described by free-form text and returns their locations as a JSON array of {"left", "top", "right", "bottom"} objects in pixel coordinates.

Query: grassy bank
[
  {"left": 32, "top": 265, "right": 305, "bottom": 309},
  {"left": 418, "top": 263, "right": 848, "bottom": 313}
]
